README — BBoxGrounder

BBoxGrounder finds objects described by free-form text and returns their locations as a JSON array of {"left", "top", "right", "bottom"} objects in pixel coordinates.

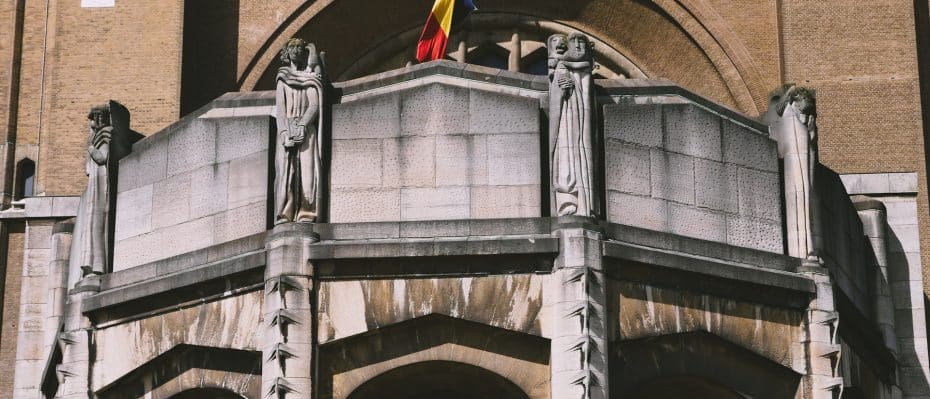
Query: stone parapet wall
[
  {"left": 112, "top": 114, "right": 273, "bottom": 271},
  {"left": 603, "top": 97, "right": 783, "bottom": 253}
]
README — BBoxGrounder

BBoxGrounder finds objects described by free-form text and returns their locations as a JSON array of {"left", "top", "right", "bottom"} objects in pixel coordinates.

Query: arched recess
[
  {"left": 14, "top": 158, "right": 34, "bottom": 200},
  {"left": 613, "top": 331, "right": 802, "bottom": 398},
  {"left": 95, "top": 344, "right": 261, "bottom": 399},
  {"left": 318, "top": 314, "right": 550, "bottom": 399},
  {"left": 169, "top": 388, "right": 246, "bottom": 399},
  {"left": 236, "top": 0, "right": 771, "bottom": 115},
  {"left": 348, "top": 361, "right": 530, "bottom": 399}
]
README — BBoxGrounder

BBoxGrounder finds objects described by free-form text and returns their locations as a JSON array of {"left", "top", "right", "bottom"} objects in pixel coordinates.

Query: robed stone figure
[
  {"left": 767, "top": 84, "right": 820, "bottom": 260},
  {"left": 549, "top": 33, "right": 596, "bottom": 217},
  {"left": 274, "top": 38, "right": 324, "bottom": 224},
  {"left": 69, "top": 104, "right": 114, "bottom": 285}
]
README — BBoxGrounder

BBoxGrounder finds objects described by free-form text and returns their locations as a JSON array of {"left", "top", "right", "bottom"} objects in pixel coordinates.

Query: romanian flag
[{"left": 416, "top": 0, "right": 477, "bottom": 62}]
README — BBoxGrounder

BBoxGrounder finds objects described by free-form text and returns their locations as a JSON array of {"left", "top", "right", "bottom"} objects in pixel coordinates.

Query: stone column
[
  {"left": 45, "top": 220, "right": 74, "bottom": 351},
  {"left": 548, "top": 218, "right": 608, "bottom": 399},
  {"left": 854, "top": 197, "right": 898, "bottom": 354},
  {"left": 55, "top": 276, "right": 99, "bottom": 399},
  {"left": 799, "top": 263, "right": 843, "bottom": 399},
  {"left": 262, "top": 223, "right": 318, "bottom": 399}
]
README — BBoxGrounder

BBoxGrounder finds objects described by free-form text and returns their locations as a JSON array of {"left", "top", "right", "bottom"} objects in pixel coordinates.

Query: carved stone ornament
[
  {"left": 767, "top": 84, "right": 820, "bottom": 260},
  {"left": 549, "top": 33, "right": 596, "bottom": 217},
  {"left": 274, "top": 37, "right": 325, "bottom": 224}
]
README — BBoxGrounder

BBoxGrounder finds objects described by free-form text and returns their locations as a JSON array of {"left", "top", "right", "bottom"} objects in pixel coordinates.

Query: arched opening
[
  {"left": 169, "top": 388, "right": 244, "bottom": 399},
  {"left": 613, "top": 332, "right": 801, "bottom": 399},
  {"left": 348, "top": 361, "right": 529, "bottom": 399},
  {"left": 629, "top": 376, "right": 746, "bottom": 399},
  {"left": 14, "top": 158, "right": 34, "bottom": 199}
]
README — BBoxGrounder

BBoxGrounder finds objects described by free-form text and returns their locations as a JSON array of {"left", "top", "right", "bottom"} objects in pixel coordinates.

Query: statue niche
[
  {"left": 274, "top": 38, "right": 325, "bottom": 224},
  {"left": 767, "top": 84, "right": 820, "bottom": 261},
  {"left": 549, "top": 33, "right": 597, "bottom": 217}
]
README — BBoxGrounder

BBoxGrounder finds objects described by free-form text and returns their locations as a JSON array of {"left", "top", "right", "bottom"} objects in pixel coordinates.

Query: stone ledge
[
  {"left": 308, "top": 234, "right": 559, "bottom": 260},
  {"left": 335, "top": 60, "right": 548, "bottom": 96},
  {"left": 82, "top": 250, "right": 265, "bottom": 313},
  {"left": 103, "top": 232, "right": 266, "bottom": 290},
  {"left": 603, "top": 222, "right": 797, "bottom": 272},
  {"left": 0, "top": 196, "right": 80, "bottom": 219},
  {"left": 841, "top": 172, "right": 918, "bottom": 195},
  {"left": 603, "top": 241, "right": 815, "bottom": 294},
  {"left": 598, "top": 79, "right": 768, "bottom": 133},
  {"left": 315, "top": 218, "right": 554, "bottom": 241}
]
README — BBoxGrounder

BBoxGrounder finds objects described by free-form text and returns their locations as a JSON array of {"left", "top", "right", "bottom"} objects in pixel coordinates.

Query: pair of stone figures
[
  {"left": 71, "top": 38, "right": 324, "bottom": 278},
  {"left": 543, "top": 33, "right": 821, "bottom": 261},
  {"left": 71, "top": 35, "right": 822, "bottom": 279}
]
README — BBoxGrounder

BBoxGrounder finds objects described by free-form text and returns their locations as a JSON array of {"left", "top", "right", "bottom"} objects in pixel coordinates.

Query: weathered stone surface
[
  {"left": 383, "top": 137, "right": 435, "bottom": 187},
  {"left": 470, "top": 185, "right": 539, "bottom": 219},
  {"left": 151, "top": 172, "right": 192, "bottom": 230},
  {"left": 668, "top": 203, "right": 727, "bottom": 242},
  {"left": 400, "top": 84, "right": 469, "bottom": 136},
  {"left": 468, "top": 89, "right": 538, "bottom": 135},
  {"left": 435, "top": 135, "right": 488, "bottom": 186},
  {"left": 330, "top": 188, "right": 401, "bottom": 223},
  {"left": 737, "top": 167, "right": 781, "bottom": 222},
  {"left": 606, "top": 140, "right": 651, "bottom": 196},
  {"left": 189, "top": 163, "right": 229, "bottom": 219},
  {"left": 333, "top": 93, "right": 400, "bottom": 140},
  {"left": 401, "top": 187, "right": 469, "bottom": 220},
  {"left": 332, "top": 139, "right": 383, "bottom": 188},
  {"left": 167, "top": 119, "right": 217, "bottom": 177},
  {"left": 603, "top": 104, "right": 662, "bottom": 147},
  {"left": 722, "top": 120, "right": 778, "bottom": 172},
  {"left": 726, "top": 215, "right": 783, "bottom": 253},
  {"left": 216, "top": 116, "right": 272, "bottom": 163},
  {"left": 650, "top": 150, "right": 694, "bottom": 204},
  {"left": 487, "top": 134, "right": 538, "bottom": 186},
  {"left": 114, "top": 185, "right": 153, "bottom": 241},
  {"left": 117, "top": 135, "right": 168, "bottom": 193},
  {"left": 608, "top": 192, "right": 668, "bottom": 231},
  {"left": 664, "top": 104, "right": 722, "bottom": 161},
  {"left": 693, "top": 158, "right": 738, "bottom": 213},
  {"left": 227, "top": 151, "right": 268, "bottom": 209}
]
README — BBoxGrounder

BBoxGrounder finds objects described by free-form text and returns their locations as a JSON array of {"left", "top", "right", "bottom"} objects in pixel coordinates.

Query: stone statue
[
  {"left": 74, "top": 105, "right": 112, "bottom": 277},
  {"left": 767, "top": 84, "right": 820, "bottom": 260},
  {"left": 274, "top": 38, "right": 324, "bottom": 224},
  {"left": 549, "top": 33, "right": 596, "bottom": 217}
]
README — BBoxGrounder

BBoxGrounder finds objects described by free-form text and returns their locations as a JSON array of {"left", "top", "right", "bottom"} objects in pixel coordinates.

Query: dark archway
[
  {"left": 348, "top": 361, "right": 529, "bottom": 399},
  {"left": 629, "top": 376, "right": 745, "bottom": 399},
  {"left": 169, "top": 388, "right": 245, "bottom": 399},
  {"left": 613, "top": 331, "right": 801, "bottom": 399}
]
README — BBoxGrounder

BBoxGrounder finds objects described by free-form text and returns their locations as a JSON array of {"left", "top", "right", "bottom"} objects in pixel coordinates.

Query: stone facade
[{"left": 2, "top": 1, "right": 930, "bottom": 398}]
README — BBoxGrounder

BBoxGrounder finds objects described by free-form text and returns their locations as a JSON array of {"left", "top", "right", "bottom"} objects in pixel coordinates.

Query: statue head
[
  {"left": 548, "top": 34, "right": 568, "bottom": 57},
  {"left": 279, "top": 38, "right": 319, "bottom": 70},
  {"left": 87, "top": 105, "right": 111, "bottom": 132},
  {"left": 768, "top": 84, "right": 816, "bottom": 117},
  {"left": 566, "top": 33, "right": 594, "bottom": 62}
]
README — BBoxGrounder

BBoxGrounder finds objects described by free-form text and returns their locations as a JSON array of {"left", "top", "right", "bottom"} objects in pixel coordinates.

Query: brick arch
[
  {"left": 318, "top": 314, "right": 550, "bottom": 399},
  {"left": 236, "top": 0, "right": 768, "bottom": 115}
]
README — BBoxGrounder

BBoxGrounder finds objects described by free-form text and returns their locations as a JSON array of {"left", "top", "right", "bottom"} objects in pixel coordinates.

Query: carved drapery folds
[
  {"left": 767, "top": 84, "right": 820, "bottom": 261},
  {"left": 549, "top": 33, "right": 597, "bottom": 217},
  {"left": 274, "top": 38, "right": 325, "bottom": 224},
  {"left": 68, "top": 101, "right": 132, "bottom": 285}
]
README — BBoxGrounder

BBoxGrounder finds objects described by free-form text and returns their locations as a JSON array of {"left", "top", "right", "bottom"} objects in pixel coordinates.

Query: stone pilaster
[
  {"left": 55, "top": 275, "right": 99, "bottom": 399},
  {"left": 549, "top": 219, "right": 608, "bottom": 399},
  {"left": 45, "top": 220, "right": 73, "bottom": 350},
  {"left": 262, "top": 223, "right": 318, "bottom": 399},
  {"left": 800, "top": 263, "right": 843, "bottom": 399}
]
